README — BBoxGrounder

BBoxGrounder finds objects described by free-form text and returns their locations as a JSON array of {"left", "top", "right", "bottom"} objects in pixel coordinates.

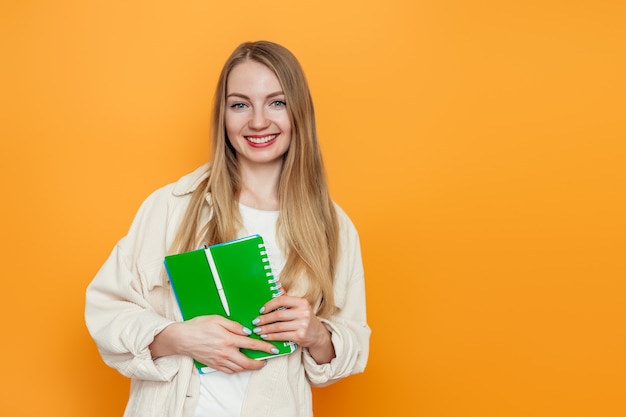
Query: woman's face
[{"left": 225, "top": 60, "right": 292, "bottom": 169}]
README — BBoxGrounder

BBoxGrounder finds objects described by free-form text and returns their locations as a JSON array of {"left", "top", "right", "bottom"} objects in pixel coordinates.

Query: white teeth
[{"left": 246, "top": 134, "right": 276, "bottom": 144}]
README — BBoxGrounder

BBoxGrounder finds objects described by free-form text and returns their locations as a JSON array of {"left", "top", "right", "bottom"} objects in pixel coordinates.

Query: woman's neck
[{"left": 238, "top": 161, "right": 282, "bottom": 211}]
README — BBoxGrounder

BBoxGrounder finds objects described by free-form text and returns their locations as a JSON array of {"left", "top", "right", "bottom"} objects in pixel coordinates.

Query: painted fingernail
[
  {"left": 253, "top": 327, "right": 262, "bottom": 334},
  {"left": 243, "top": 327, "right": 252, "bottom": 335},
  {"left": 259, "top": 306, "right": 265, "bottom": 314},
  {"left": 271, "top": 348, "right": 279, "bottom": 354},
  {"left": 252, "top": 318, "right": 260, "bottom": 325},
  {"left": 260, "top": 334, "right": 268, "bottom": 339}
]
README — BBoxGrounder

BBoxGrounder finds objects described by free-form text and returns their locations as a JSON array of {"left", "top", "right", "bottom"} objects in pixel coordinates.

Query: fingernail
[
  {"left": 243, "top": 327, "right": 252, "bottom": 335},
  {"left": 252, "top": 318, "right": 260, "bottom": 325},
  {"left": 253, "top": 327, "right": 262, "bottom": 334},
  {"left": 271, "top": 348, "right": 279, "bottom": 354},
  {"left": 260, "top": 334, "right": 268, "bottom": 339},
  {"left": 259, "top": 306, "right": 265, "bottom": 314}
]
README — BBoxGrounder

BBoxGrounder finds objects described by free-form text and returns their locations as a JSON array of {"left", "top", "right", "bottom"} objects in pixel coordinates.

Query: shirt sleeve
[
  {"left": 301, "top": 211, "right": 371, "bottom": 386},
  {"left": 84, "top": 188, "right": 185, "bottom": 382}
]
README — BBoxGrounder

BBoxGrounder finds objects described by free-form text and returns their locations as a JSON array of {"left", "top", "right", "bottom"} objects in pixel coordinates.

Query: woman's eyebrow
[{"left": 226, "top": 91, "right": 285, "bottom": 99}]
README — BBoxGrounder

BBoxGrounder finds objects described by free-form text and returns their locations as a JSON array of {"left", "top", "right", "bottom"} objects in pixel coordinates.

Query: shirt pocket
[{"left": 138, "top": 257, "right": 178, "bottom": 320}]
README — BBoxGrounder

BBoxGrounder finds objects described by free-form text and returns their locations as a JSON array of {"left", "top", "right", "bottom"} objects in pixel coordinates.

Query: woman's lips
[{"left": 245, "top": 134, "right": 278, "bottom": 145}]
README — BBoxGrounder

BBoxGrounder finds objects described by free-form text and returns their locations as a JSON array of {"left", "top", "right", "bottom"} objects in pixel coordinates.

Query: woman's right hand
[{"left": 149, "top": 315, "right": 278, "bottom": 374}]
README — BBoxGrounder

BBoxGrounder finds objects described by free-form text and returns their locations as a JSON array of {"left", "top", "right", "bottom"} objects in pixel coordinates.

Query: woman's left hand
[{"left": 253, "top": 295, "right": 336, "bottom": 364}]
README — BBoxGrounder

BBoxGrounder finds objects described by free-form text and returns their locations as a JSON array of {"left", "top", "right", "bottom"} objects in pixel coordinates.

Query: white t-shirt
[{"left": 193, "top": 203, "right": 285, "bottom": 417}]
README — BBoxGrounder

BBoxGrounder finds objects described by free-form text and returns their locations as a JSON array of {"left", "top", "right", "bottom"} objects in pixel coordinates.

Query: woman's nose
[{"left": 249, "top": 108, "right": 270, "bottom": 130}]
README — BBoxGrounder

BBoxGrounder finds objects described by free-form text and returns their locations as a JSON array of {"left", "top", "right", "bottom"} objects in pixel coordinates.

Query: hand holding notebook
[{"left": 164, "top": 234, "right": 297, "bottom": 373}]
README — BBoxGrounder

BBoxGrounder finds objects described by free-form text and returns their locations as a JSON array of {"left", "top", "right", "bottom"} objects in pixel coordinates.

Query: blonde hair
[{"left": 170, "top": 41, "right": 339, "bottom": 318}]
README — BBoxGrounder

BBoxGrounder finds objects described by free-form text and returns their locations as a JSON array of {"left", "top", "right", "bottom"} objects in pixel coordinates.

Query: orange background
[{"left": 1, "top": 1, "right": 624, "bottom": 416}]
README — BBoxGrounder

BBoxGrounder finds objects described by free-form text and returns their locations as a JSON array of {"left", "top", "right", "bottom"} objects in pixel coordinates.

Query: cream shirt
[{"left": 85, "top": 164, "right": 370, "bottom": 417}]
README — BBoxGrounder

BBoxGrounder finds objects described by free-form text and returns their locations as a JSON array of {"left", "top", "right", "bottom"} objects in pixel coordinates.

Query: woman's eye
[
  {"left": 230, "top": 103, "right": 246, "bottom": 109},
  {"left": 271, "top": 100, "right": 286, "bottom": 108}
]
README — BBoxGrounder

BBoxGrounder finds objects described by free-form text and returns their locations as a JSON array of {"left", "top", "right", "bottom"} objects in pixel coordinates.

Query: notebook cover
[{"left": 164, "top": 234, "right": 297, "bottom": 372}]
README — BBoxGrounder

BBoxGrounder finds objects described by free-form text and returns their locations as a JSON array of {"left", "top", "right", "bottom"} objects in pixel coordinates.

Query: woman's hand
[
  {"left": 252, "top": 295, "right": 336, "bottom": 364},
  {"left": 149, "top": 315, "right": 279, "bottom": 374}
]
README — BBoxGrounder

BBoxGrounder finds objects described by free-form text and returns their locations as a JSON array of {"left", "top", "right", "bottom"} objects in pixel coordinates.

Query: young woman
[{"left": 85, "top": 40, "right": 370, "bottom": 417}]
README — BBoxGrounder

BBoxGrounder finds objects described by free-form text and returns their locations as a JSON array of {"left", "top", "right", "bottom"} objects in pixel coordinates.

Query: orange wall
[{"left": 1, "top": 1, "right": 625, "bottom": 416}]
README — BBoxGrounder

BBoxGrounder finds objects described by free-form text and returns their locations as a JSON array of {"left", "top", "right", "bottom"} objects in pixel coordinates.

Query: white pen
[{"left": 204, "top": 247, "right": 231, "bottom": 316}]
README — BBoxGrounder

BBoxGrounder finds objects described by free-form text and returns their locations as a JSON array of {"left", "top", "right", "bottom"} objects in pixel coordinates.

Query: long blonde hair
[{"left": 170, "top": 41, "right": 339, "bottom": 318}]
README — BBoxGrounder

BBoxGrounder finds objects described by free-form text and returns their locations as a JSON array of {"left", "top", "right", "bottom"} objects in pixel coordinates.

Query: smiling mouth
[{"left": 245, "top": 134, "right": 277, "bottom": 144}]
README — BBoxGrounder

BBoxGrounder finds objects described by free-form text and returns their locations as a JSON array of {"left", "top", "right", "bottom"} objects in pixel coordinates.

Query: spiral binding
[
  {"left": 258, "top": 238, "right": 297, "bottom": 353},
  {"left": 258, "top": 242, "right": 284, "bottom": 297}
]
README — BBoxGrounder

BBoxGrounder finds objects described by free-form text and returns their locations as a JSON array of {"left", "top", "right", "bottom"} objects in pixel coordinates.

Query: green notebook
[{"left": 164, "top": 234, "right": 297, "bottom": 373}]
